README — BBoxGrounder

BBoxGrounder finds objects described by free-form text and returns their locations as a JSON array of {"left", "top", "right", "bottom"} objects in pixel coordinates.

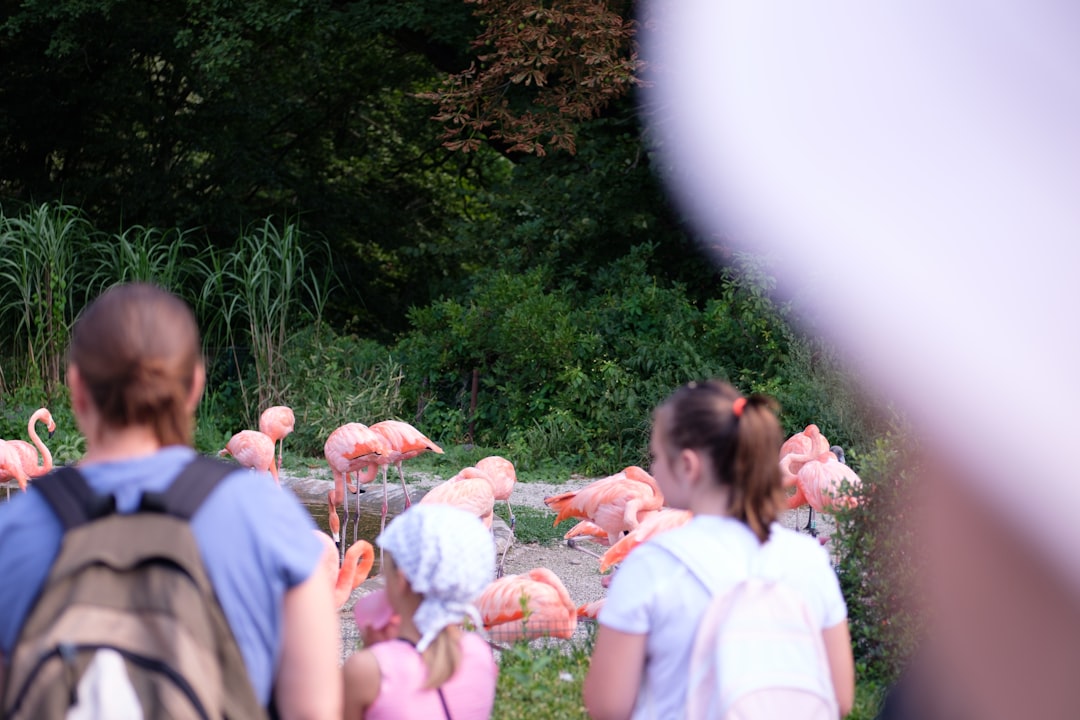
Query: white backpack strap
[{"left": 648, "top": 528, "right": 751, "bottom": 593}]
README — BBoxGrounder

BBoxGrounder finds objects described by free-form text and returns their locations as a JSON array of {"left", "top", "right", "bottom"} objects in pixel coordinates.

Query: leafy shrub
[
  {"left": 833, "top": 427, "right": 925, "bottom": 684},
  {"left": 397, "top": 246, "right": 735, "bottom": 473},
  {"left": 276, "top": 324, "right": 406, "bottom": 457}
]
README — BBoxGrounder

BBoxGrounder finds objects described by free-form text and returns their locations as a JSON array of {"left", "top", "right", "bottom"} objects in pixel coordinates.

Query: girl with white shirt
[{"left": 583, "top": 380, "right": 855, "bottom": 719}]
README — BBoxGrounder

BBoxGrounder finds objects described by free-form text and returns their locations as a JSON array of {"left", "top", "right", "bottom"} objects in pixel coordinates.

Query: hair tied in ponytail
[{"left": 732, "top": 397, "right": 747, "bottom": 418}]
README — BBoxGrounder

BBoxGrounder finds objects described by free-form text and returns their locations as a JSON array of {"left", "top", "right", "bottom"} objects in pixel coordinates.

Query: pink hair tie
[{"left": 732, "top": 397, "right": 747, "bottom": 418}]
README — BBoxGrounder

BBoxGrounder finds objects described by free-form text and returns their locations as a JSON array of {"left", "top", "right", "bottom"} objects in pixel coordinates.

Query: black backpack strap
[
  {"left": 138, "top": 455, "right": 238, "bottom": 519},
  {"left": 33, "top": 466, "right": 116, "bottom": 531}
]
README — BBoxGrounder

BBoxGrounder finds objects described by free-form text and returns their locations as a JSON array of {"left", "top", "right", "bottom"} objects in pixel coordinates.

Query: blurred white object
[{"left": 642, "top": 1, "right": 1080, "bottom": 587}]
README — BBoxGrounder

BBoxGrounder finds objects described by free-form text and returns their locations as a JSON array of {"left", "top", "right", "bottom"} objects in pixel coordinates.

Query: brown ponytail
[
  {"left": 659, "top": 380, "right": 785, "bottom": 542},
  {"left": 69, "top": 283, "right": 202, "bottom": 446}
]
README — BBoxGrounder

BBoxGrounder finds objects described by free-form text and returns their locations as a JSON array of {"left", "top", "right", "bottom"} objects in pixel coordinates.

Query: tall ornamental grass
[
  {"left": 0, "top": 203, "right": 90, "bottom": 396},
  {"left": 197, "top": 218, "right": 334, "bottom": 427},
  {"left": 84, "top": 224, "right": 201, "bottom": 295}
]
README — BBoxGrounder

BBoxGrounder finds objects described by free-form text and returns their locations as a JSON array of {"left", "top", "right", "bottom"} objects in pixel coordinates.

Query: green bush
[
  {"left": 834, "top": 427, "right": 924, "bottom": 684},
  {"left": 397, "top": 245, "right": 737, "bottom": 473},
  {"left": 275, "top": 324, "right": 407, "bottom": 458}
]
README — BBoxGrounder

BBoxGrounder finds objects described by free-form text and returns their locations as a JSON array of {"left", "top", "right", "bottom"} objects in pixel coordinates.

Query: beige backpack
[{"left": 1, "top": 458, "right": 267, "bottom": 720}]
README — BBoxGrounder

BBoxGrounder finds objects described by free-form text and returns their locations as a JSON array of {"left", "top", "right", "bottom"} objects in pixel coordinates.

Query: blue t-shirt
[{"left": 0, "top": 446, "right": 324, "bottom": 704}]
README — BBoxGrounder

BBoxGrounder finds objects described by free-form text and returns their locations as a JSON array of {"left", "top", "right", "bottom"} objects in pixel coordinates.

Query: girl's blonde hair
[
  {"left": 421, "top": 625, "right": 463, "bottom": 690},
  {"left": 658, "top": 380, "right": 784, "bottom": 542}
]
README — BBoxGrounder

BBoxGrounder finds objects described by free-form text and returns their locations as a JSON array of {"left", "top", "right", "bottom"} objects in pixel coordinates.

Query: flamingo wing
[
  {"left": 599, "top": 508, "right": 693, "bottom": 572},
  {"left": 0, "top": 440, "right": 30, "bottom": 492},
  {"left": 223, "top": 431, "right": 275, "bottom": 470},
  {"left": 477, "top": 568, "right": 577, "bottom": 640},
  {"left": 324, "top": 423, "right": 388, "bottom": 474},
  {"left": 797, "top": 452, "right": 860, "bottom": 512},
  {"left": 419, "top": 477, "right": 495, "bottom": 527},
  {"left": 8, "top": 441, "right": 38, "bottom": 474},
  {"left": 543, "top": 470, "right": 632, "bottom": 524},
  {"left": 369, "top": 420, "right": 444, "bottom": 462}
]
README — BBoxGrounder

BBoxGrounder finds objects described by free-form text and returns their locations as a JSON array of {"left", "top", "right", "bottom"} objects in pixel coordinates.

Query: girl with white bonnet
[{"left": 343, "top": 503, "right": 499, "bottom": 719}]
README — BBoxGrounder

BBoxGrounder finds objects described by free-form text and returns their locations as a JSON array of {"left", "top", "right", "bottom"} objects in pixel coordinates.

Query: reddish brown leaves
[{"left": 421, "top": 0, "right": 643, "bottom": 156}]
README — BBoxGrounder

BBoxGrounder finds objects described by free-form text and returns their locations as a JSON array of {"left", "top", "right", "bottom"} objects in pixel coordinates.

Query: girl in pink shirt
[{"left": 343, "top": 504, "right": 498, "bottom": 719}]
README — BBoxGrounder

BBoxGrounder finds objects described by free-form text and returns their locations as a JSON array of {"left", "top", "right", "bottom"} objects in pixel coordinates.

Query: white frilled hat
[{"left": 376, "top": 503, "right": 495, "bottom": 651}]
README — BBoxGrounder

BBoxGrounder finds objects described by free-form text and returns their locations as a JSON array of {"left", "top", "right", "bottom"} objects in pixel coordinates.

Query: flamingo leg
[
  {"left": 497, "top": 527, "right": 514, "bottom": 579},
  {"left": 804, "top": 506, "right": 818, "bottom": 537},
  {"left": 354, "top": 476, "right": 365, "bottom": 547},
  {"left": 396, "top": 463, "right": 412, "bottom": 509},
  {"left": 378, "top": 468, "right": 391, "bottom": 569},
  {"left": 341, "top": 472, "right": 352, "bottom": 563},
  {"left": 566, "top": 537, "right": 604, "bottom": 561},
  {"left": 505, "top": 499, "right": 516, "bottom": 533}
]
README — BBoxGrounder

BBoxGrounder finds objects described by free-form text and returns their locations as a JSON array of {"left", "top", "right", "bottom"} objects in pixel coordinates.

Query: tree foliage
[{"left": 423, "top": 0, "right": 642, "bottom": 155}]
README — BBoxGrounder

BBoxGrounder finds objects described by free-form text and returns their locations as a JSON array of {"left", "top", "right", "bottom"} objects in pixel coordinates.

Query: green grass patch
[
  {"left": 494, "top": 636, "right": 593, "bottom": 720},
  {"left": 494, "top": 505, "right": 576, "bottom": 545},
  {"left": 490, "top": 631, "right": 884, "bottom": 720}
]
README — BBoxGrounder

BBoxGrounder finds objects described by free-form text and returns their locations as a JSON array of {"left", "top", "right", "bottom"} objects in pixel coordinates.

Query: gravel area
[{"left": 281, "top": 466, "right": 838, "bottom": 662}]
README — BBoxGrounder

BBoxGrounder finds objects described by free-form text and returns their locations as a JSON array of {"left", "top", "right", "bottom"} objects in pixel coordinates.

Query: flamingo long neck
[
  {"left": 27, "top": 410, "right": 53, "bottom": 474},
  {"left": 357, "top": 463, "right": 379, "bottom": 484}
]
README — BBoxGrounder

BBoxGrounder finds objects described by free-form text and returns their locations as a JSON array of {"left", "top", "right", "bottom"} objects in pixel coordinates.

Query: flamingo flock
[
  {"left": 779, "top": 424, "right": 862, "bottom": 535},
  {"left": 218, "top": 410, "right": 862, "bottom": 642},
  {"left": 0, "top": 402, "right": 861, "bottom": 644}
]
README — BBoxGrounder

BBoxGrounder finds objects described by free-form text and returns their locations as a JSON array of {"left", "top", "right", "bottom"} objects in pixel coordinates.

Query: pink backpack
[{"left": 652, "top": 533, "right": 838, "bottom": 720}]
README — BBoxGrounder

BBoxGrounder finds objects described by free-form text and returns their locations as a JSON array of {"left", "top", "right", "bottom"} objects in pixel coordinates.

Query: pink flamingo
[
  {"left": 313, "top": 533, "right": 376, "bottom": 608},
  {"left": 367, "top": 420, "right": 445, "bottom": 512},
  {"left": 324, "top": 423, "right": 389, "bottom": 547},
  {"left": 794, "top": 450, "right": 862, "bottom": 514},
  {"left": 258, "top": 405, "right": 295, "bottom": 471},
  {"left": 475, "top": 455, "right": 517, "bottom": 527},
  {"left": 779, "top": 424, "right": 831, "bottom": 509},
  {"left": 7, "top": 408, "right": 56, "bottom": 482},
  {"left": 419, "top": 475, "right": 496, "bottom": 529},
  {"left": 0, "top": 439, "right": 30, "bottom": 496},
  {"left": 477, "top": 567, "right": 578, "bottom": 642},
  {"left": 219, "top": 429, "right": 279, "bottom": 484},
  {"left": 577, "top": 599, "right": 606, "bottom": 620},
  {"left": 598, "top": 508, "right": 693, "bottom": 572},
  {"left": 544, "top": 466, "right": 664, "bottom": 545}
]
